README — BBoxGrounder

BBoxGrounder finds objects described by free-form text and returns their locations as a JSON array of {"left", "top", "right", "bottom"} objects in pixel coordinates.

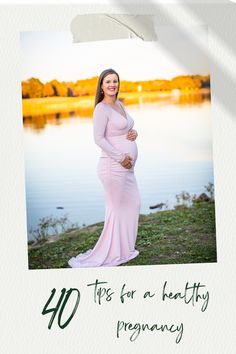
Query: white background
[{"left": 1, "top": 1, "right": 236, "bottom": 353}]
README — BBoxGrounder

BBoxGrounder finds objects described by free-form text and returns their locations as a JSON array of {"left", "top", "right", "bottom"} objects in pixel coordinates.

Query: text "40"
[{"left": 42, "top": 288, "right": 80, "bottom": 329}]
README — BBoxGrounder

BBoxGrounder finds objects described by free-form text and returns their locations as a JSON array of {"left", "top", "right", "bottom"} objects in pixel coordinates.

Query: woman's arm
[{"left": 93, "top": 104, "right": 126, "bottom": 163}]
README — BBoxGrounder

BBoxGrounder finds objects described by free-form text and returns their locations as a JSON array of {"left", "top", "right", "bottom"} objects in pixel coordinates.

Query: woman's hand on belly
[
  {"left": 120, "top": 154, "right": 133, "bottom": 169},
  {"left": 126, "top": 129, "right": 138, "bottom": 141}
]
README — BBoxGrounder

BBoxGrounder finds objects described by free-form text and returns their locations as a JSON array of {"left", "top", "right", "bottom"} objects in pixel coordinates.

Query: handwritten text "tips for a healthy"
[{"left": 86, "top": 279, "right": 209, "bottom": 312}]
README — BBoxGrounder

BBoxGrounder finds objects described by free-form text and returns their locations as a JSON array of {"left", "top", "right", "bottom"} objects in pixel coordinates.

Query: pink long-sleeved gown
[{"left": 68, "top": 100, "right": 140, "bottom": 267}]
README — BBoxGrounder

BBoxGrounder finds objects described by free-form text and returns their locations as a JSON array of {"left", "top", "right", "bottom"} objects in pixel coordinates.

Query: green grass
[{"left": 28, "top": 201, "right": 217, "bottom": 269}]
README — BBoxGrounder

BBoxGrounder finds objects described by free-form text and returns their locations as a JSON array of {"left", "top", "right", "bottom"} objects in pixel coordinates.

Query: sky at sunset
[{"left": 20, "top": 25, "right": 209, "bottom": 83}]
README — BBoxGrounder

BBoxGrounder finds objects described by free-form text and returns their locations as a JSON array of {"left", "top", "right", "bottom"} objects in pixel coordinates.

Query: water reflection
[
  {"left": 172, "top": 91, "right": 210, "bottom": 106},
  {"left": 23, "top": 109, "right": 94, "bottom": 132},
  {"left": 23, "top": 91, "right": 210, "bottom": 132}
]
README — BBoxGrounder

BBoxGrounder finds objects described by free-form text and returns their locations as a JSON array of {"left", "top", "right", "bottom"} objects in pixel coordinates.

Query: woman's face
[{"left": 101, "top": 73, "right": 119, "bottom": 97}]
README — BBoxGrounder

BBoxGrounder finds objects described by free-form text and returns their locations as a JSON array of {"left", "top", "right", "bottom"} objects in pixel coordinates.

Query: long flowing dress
[{"left": 68, "top": 100, "right": 140, "bottom": 267}]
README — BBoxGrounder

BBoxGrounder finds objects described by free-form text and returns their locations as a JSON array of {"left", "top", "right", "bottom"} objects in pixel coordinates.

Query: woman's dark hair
[{"left": 94, "top": 68, "right": 120, "bottom": 107}]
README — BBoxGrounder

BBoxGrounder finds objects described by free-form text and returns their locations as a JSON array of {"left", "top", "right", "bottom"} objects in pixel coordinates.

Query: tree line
[{"left": 21, "top": 74, "right": 210, "bottom": 99}]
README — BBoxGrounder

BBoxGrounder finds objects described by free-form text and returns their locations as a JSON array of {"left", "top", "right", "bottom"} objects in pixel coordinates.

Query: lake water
[{"left": 23, "top": 98, "right": 214, "bottom": 240}]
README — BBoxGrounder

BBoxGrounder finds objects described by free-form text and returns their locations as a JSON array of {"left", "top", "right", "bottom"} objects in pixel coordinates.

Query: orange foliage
[{"left": 22, "top": 74, "right": 210, "bottom": 99}]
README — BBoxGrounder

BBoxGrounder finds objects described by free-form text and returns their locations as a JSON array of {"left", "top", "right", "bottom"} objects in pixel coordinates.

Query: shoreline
[
  {"left": 22, "top": 89, "right": 210, "bottom": 118},
  {"left": 28, "top": 200, "right": 216, "bottom": 269}
]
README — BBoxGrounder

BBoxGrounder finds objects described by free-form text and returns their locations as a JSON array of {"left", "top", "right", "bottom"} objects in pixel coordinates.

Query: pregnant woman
[{"left": 68, "top": 68, "right": 140, "bottom": 267}]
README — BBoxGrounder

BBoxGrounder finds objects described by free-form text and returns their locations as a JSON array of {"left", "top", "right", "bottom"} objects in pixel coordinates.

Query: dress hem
[{"left": 68, "top": 249, "right": 139, "bottom": 268}]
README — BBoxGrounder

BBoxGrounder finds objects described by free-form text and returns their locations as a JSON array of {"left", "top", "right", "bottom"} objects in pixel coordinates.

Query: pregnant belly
[{"left": 108, "top": 135, "right": 138, "bottom": 163}]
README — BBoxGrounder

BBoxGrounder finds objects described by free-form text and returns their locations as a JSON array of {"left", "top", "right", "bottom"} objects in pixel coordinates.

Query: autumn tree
[
  {"left": 22, "top": 78, "right": 44, "bottom": 98},
  {"left": 50, "top": 80, "right": 68, "bottom": 97},
  {"left": 43, "top": 82, "right": 55, "bottom": 97}
]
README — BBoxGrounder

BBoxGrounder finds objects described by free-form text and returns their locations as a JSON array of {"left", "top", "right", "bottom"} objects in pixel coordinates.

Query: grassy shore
[{"left": 28, "top": 200, "right": 216, "bottom": 269}]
